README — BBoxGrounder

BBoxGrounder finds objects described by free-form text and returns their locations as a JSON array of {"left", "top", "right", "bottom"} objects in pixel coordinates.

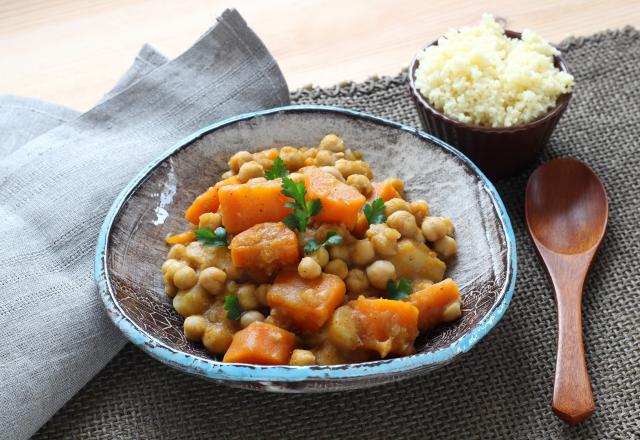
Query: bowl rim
[
  {"left": 95, "top": 104, "right": 517, "bottom": 384},
  {"left": 408, "top": 29, "right": 573, "bottom": 133}
]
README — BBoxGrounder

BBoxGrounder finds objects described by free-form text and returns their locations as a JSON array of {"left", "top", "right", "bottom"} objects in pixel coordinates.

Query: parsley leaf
[
  {"left": 264, "top": 156, "right": 289, "bottom": 180},
  {"left": 304, "top": 230, "right": 344, "bottom": 254},
  {"left": 224, "top": 294, "right": 242, "bottom": 320},
  {"left": 281, "top": 176, "right": 322, "bottom": 232},
  {"left": 364, "top": 198, "right": 386, "bottom": 225},
  {"left": 387, "top": 279, "right": 412, "bottom": 300},
  {"left": 195, "top": 226, "right": 228, "bottom": 247}
]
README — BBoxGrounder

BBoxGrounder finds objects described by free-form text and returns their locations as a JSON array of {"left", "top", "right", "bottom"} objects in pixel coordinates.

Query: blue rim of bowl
[{"left": 95, "top": 104, "right": 517, "bottom": 383}]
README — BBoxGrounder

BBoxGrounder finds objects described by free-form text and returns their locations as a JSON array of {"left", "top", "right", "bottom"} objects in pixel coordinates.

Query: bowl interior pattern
[{"left": 97, "top": 105, "right": 515, "bottom": 391}]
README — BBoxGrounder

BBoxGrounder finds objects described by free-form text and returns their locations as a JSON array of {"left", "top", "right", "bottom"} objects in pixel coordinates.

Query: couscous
[{"left": 414, "top": 14, "right": 574, "bottom": 128}]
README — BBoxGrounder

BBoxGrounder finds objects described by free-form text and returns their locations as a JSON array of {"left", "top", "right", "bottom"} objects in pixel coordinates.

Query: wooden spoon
[{"left": 525, "top": 158, "right": 608, "bottom": 425}]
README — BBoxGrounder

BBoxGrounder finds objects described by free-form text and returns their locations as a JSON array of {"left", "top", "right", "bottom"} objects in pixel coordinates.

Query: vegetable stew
[{"left": 162, "top": 134, "right": 462, "bottom": 365}]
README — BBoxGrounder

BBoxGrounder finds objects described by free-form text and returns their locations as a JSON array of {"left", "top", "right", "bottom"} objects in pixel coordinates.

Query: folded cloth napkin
[{"left": 0, "top": 9, "right": 289, "bottom": 440}]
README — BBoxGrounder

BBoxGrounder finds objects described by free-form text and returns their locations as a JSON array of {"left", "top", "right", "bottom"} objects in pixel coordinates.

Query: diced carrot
[
  {"left": 303, "top": 168, "right": 366, "bottom": 230},
  {"left": 166, "top": 230, "right": 196, "bottom": 245},
  {"left": 229, "top": 222, "right": 299, "bottom": 270},
  {"left": 218, "top": 179, "right": 292, "bottom": 234},
  {"left": 369, "top": 180, "right": 401, "bottom": 202},
  {"left": 351, "top": 297, "right": 419, "bottom": 358},
  {"left": 223, "top": 321, "right": 297, "bottom": 365},
  {"left": 267, "top": 269, "right": 346, "bottom": 332},
  {"left": 184, "top": 176, "right": 239, "bottom": 225},
  {"left": 404, "top": 278, "right": 461, "bottom": 332}
]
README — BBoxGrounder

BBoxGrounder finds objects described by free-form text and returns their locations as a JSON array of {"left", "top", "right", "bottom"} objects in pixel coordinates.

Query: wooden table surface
[{"left": 1, "top": 0, "right": 638, "bottom": 110}]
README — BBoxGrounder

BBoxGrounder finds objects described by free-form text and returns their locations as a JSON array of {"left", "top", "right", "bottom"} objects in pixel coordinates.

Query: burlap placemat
[{"left": 35, "top": 28, "right": 639, "bottom": 439}]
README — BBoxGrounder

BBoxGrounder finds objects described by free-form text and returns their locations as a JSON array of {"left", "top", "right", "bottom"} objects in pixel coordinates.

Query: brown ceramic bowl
[{"left": 409, "top": 30, "right": 572, "bottom": 180}]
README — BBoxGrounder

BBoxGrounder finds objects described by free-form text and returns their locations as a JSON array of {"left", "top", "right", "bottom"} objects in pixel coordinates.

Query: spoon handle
[{"left": 552, "top": 271, "right": 595, "bottom": 425}]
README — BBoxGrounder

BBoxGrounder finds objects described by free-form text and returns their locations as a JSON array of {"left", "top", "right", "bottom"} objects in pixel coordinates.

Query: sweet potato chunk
[
  {"left": 229, "top": 222, "right": 299, "bottom": 270},
  {"left": 267, "top": 269, "right": 346, "bottom": 332},
  {"left": 351, "top": 297, "right": 419, "bottom": 358},
  {"left": 328, "top": 297, "right": 418, "bottom": 358},
  {"left": 404, "top": 278, "right": 462, "bottom": 332},
  {"left": 223, "top": 322, "right": 297, "bottom": 365},
  {"left": 389, "top": 238, "right": 446, "bottom": 281},
  {"left": 218, "top": 179, "right": 292, "bottom": 234},
  {"left": 369, "top": 180, "right": 401, "bottom": 202},
  {"left": 303, "top": 168, "right": 366, "bottom": 229},
  {"left": 185, "top": 177, "right": 239, "bottom": 225}
]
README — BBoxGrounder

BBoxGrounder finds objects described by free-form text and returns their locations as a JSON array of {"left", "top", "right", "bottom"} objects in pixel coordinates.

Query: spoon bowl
[{"left": 525, "top": 158, "right": 608, "bottom": 425}]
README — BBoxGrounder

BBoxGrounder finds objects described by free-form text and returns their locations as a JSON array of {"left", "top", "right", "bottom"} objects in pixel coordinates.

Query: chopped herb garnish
[
  {"left": 364, "top": 198, "right": 386, "bottom": 225},
  {"left": 281, "top": 176, "right": 322, "bottom": 232},
  {"left": 264, "top": 156, "right": 289, "bottom": 180},
  {"left": 224, "top": 294, "right": 242, "bottom": 320},
  {"left": 195, "top": 226, "right": 228, "bottom": 248},
  {"left": 304, "top": 230, "right": 344, "bottom": 254},
  {"left": 387, "top": 279, "right": 412, "bottom": 300}
]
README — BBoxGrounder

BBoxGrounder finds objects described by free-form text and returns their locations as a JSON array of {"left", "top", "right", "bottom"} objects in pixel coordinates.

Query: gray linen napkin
[{"left": 0, "top": 9, "right": 289, "bottom": 440}]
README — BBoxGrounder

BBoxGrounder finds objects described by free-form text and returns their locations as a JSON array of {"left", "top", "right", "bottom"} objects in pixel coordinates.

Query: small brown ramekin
[{"left": 409, "top": 30, "right": 572, "bottom": 180}]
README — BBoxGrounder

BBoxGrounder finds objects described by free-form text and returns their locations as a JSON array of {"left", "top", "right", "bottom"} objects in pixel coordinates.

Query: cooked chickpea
[
  {"left": 421, "top": 217, "right": 454, "bottom": 242},
  {"left": 247, "top": 177, "right": 267, "bottom": 184},
  {"left": 345, "top": 268, "right": 369, "bottom": 293},
  {"left": 288, "top": 172, "right": 305, "bottom": 184},
  {"left": 163, "top": 272, "right": 178, "bottom": 298},
  {"left": 173, "top": 266, "right": 197, "bottom": 290},
  {"left": 280, "top": 146, "right": 305, "bottom": 170},
  {"left": 199, "top": 267, "right": 226, "bottom": 295},
  {"left": 319, "top": 166, "right": 345, "bottom": 182},
  {"left": 198, "top": 212, "right": 222, "bottom": 230},
  {"left": 237, "top": 284, "right": 259, "bottom": 310},
  {"left": 290, "top": 349, "right": 316, "bottom": 366},
  {"left": 442, "top": 301, "right": 462, "bottom": 322},
  {"left": 255, "top": 284, "right": 270, "bottom": 307},
  {"left": 228, "top": 151, "right": 253, "bottom": 174},
  {"left": 384, "top": 198, "right": 411, "bottom": 217},
  {"left": 346, "top": 174, "right": 373, "bottom": 196},
  {"left": 240, "top": 310, "right": 266, "bottom": 328},
  {"left": 350, "top": 239, "right": 375, "bottom": 266},
  {"left": 161, "top": 258, "right": 181, "bottom": 274},
  {"left": 167, "top": 243, "right": 187, "bottom": 259},
  {"left": 433, "top": 235, "right": 457, "bottom": 258},
  {"left": 409, "top": 200, "right": 430, "bottom": 224},
  {"left": 298, "top": 257, "right": 322, "bottom": 279},
  {"left": 237, "top": 161, "right": 264, "bottom": 183},
  {"left": 318, "top": 134, "right": 345, "bottom": 152},
  {"left": 303, "top": 147, "right": 318, "bottom": 159},
  {"left": 366, "top": 260, "right": 396, "bottom": 290},
  {"left": 202, "top": 324, "right": 233, "bottom": 355},
  {"left": 325, "top": 259, "right": 349, "bottom": 279},
  {"left": 315, "top": 150, "right": 335, "bottom": 166},
  {"left": 310, "top": 247, "right": 330, "bottom": 267},
  {"left": 328, "top": 244, "right": 350, "bottom": 263},
  {"left": 335, "top": 159, "right": 372, "bottom": 179},
  {"left": 387, "top": 210, "right": 420, "bottom": 237},
  {"left": 183, "top": 315, "right": 207, "bottom": 341},
  {"left": 387, "top": 178, "right": 405, "bottom": 196},
  {"left": 221, "top": 170, "right": 233, "bottom": 179},
  {"left": 366, "top": 224, "right": 401, "bottom": 257}
]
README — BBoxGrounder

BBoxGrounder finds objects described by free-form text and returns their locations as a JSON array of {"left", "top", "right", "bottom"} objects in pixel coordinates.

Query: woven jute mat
[{"left": 35, "top": 28, "right": 639, "bottom": 439}]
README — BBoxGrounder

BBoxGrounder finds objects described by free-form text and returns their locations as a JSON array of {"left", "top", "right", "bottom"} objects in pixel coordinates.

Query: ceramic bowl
[
  {"left": 409, "top": 30, "right": 572, "bottom": 180},
  {"left": 95, "top": 105, "right": 516, "bottom": 392}
]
